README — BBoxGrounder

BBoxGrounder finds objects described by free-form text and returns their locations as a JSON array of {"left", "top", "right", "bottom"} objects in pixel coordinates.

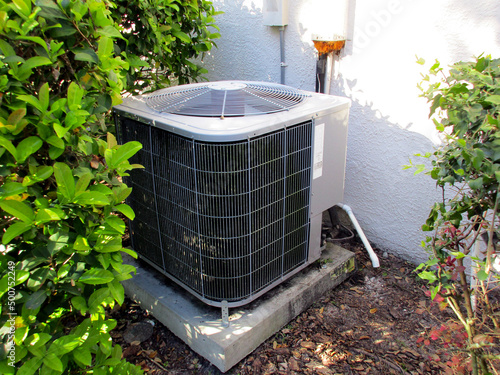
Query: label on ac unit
[{"left": 313, "top": 123, "right": 325, "bottom": 179}]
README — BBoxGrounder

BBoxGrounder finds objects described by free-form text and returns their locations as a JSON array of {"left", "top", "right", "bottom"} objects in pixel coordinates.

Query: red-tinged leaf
[
  {"left": 433, "top": 293, "right": 444, "bottom": 303},
  {"left": 416, "top": 337, "right": 424, "bottom": 343},
  {"left": 424, "top": 339, "right": 431, "bottom": 346}
]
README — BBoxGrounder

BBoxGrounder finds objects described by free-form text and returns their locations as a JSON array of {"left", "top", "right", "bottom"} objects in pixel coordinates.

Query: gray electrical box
[{"left": 263, "top": 0, "right": 288, "bottom": 26}]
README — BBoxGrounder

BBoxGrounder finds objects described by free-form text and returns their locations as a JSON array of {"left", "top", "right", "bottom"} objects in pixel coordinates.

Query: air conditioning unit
[{"left": 113, "top": 81, "right": 350, "bottom": 308}]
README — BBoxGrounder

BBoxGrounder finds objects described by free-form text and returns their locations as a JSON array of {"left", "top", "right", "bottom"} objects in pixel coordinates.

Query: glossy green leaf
[
  {"left": 71, "top": 296, "right": 87, "bottom": 314},
  {"left": 17, "top": 356, "right": 43, "bottom": 375},
  {"left": 105, "top": 215, "right": 125, "bottom": 234},
  {"left": 73, "top": 235, "right": 90, "bottom": 251},
  {"left": 25, "top": 289, "right": 47, "bottom": 310},
  {"left": 67, "top": 81, "right": 84, "bottom": 111},
  {"left": 47, "top": 232, "right": 69, "bottom": 255},
  {"left": 2, "top": 221, "right": 32, "bottom": 244},
  {"left": 108, "top": 279, "right": 125, "bottom": 305},
  {"left": 46, "top": 135, "right": 64, "bottom": 149},
  {"left": 172, "top": 30, "right": 191, "bottom": 43},
  {"left": 88, "top": 287, "right": 111, "bottom": 309},
  {"left": 73, "top": 48, "right": 99, "bottom": 64},
  {"left": 39, "top": 82, "right": 50, "bottom": 111},
  {"left": 74, "top": 191, "right": 110, "bottom": 206},
  {"left": 15, "top": 270, "right": 30, "bottom": 285},
  {"left": 79, "top": 268, "right": 115, "bottom": 285},
  {"left": 22, "top": 165, "right": 53, "bottom": 186},
  {"left": 0, "top": 136, "right": 17, "bottom": 158},
  {"left": 20, "top": 56, "right": 52, "bottom": 72},
  {"left": 0, "top": 200, "right": 34, "bottom": 223},
  {"left": 53, "top": 162, "right": 75, "bottom": 200},
  {"left": 48, "top": 335, "right": 81, "bottom": 356},
  {"left": 114, "top": 204, "right": 135, "bottom": 220},
  {"left": 109, "top": 141, "right": 142, "bottom": 168},
  {"left": 43, "top": 353, "right": 63, "bottom": 372},
  {"left": 0, "top": 181, "right": 26, "bottom": 198},
  {"left": 16, "top": 136, "right": 42, "bottom": 163},
  {"left": 35, "top": 208, "right": 62, "bottom": 224},
  {"left": 97, "top": 25, "right": 125, "bottom": 40},
  {"left": 73, "top": 346, "right": 92, "bottom": 366},
  {"left": 75, "top": 172, "right": 92, "bottom": 193}
]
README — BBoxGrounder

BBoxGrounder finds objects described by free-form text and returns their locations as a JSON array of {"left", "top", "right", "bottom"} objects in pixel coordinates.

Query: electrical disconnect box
[{"left": 263, "top": 0, "right": 288, "bottom": 26}]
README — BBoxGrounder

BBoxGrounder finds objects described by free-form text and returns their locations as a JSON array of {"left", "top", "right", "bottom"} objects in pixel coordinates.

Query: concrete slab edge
[{"left": 122, "top": 244, "right": 355, "bottom": 372}]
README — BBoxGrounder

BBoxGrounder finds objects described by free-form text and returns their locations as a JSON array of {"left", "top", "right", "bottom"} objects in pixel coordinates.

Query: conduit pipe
[
  {"left": 279, "top": 26, "right": 286, "bottom": 84},
  {"left": 337, "top": 203, "right": 380, "bottom": 268}
]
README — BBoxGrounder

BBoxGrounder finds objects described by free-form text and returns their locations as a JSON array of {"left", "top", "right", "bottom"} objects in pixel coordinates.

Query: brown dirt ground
[{"left": 110, "top": 239, "right": 500, "bottom": 375}]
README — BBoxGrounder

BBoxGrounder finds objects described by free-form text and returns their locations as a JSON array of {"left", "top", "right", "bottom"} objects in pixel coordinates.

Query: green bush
[
  {"left": 0, "top": 0, "right": 219, "bottom": 374},
  {"left": 112, "top": 0, "right": 221, "bottom": 92},
  {"left": 411, "top": 55, "right": 500, "bottom": 374}
]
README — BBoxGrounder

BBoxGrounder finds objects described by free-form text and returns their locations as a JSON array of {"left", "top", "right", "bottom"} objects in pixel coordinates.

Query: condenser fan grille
[
  {"left": 145, "top": 81, "right": 310, "bottom": 117},
  {"left": 118, "top": 116, "right": 313, "bottom": 305}
]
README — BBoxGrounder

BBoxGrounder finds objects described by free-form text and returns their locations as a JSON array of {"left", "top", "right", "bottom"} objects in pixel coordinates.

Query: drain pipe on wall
[
  {"left": 263, "top": 0, "right": 288, "bottom": 84},
  {"left": 337, "top": 204, "right": 380, "bottom": 268},
  {"left": 279, "top": 26, "right": 287, "bottom": 84}
]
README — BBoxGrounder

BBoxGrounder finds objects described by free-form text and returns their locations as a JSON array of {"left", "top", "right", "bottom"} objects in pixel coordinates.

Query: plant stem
[{"left": 486, "top": 187, "right": 499, "bottom": 273}]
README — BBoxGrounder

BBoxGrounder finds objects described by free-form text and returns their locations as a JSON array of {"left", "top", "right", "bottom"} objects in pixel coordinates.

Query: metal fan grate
[
  {"left": 145, "top": 81, "right": 310, "bottom": 117},
  {"left": 118, "top": 116, "right": 312, "bottom": 305}
]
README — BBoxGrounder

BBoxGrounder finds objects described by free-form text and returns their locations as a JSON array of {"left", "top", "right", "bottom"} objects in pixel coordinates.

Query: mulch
[{"left": 109, "top": 239, "right": 499, "bottom": 374}]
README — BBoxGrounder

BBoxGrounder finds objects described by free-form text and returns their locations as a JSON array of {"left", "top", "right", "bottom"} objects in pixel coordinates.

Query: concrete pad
[{"left": 122, "top": 243, "right": 356, "bottom": 373}]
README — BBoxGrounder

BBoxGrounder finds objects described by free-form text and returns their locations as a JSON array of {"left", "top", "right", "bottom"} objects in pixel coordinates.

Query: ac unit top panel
[{"left": 113, "top": 81, "right": 350, "bottom": 142}]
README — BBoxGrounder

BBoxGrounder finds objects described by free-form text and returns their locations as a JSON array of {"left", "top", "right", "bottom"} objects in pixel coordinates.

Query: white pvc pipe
[{"left": 337, "top": 203, "right": 380, "bottom": 268}]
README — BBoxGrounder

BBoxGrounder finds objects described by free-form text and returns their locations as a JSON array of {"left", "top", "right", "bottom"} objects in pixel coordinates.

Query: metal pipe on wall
[{"left": 280, "top": 26, "right": 286, "bottom": 84}]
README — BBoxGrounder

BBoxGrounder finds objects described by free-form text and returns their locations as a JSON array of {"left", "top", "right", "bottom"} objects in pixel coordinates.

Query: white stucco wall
[{"left": 197, "top": 0, "right": 500, "bottom": 264}]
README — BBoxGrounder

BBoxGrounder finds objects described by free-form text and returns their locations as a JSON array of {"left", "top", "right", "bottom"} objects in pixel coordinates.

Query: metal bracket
[{"left": 221, "top": 300, "right": 229, "bottom": 327}]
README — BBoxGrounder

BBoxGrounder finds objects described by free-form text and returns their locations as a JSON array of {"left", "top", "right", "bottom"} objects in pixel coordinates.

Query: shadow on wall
[{"left": 332, "top": 76, "right": 441, "bottom": 264}]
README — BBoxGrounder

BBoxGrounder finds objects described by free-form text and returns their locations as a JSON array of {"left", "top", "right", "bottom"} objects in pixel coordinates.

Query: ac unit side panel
[
  {"left": 310, "top": 107, "right": 350, "bottom": 217},
  {"left": 116, "top": 115, "right": 314, "bottom": 306}
]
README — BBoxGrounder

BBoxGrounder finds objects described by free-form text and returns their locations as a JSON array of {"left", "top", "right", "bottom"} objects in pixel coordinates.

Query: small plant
[{"left": 409, "top": 55, "right": 500, "bottom": 374}]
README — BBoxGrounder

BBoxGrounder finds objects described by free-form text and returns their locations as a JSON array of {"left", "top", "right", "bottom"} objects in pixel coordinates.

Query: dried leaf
[
  {"left": 90, "top": 155, "right": 100, "bottom": 169},
  {"left": 300, "top": 341, "right": 316, "bottom": 349},
  {"left": 370, "top": 308, "right": 378, "bottom": 314}
]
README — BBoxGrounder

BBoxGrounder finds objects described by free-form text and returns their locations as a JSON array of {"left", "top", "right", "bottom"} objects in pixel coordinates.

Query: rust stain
[{"left": 313, "top": 40, "right": 346, "bottom": 55}]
